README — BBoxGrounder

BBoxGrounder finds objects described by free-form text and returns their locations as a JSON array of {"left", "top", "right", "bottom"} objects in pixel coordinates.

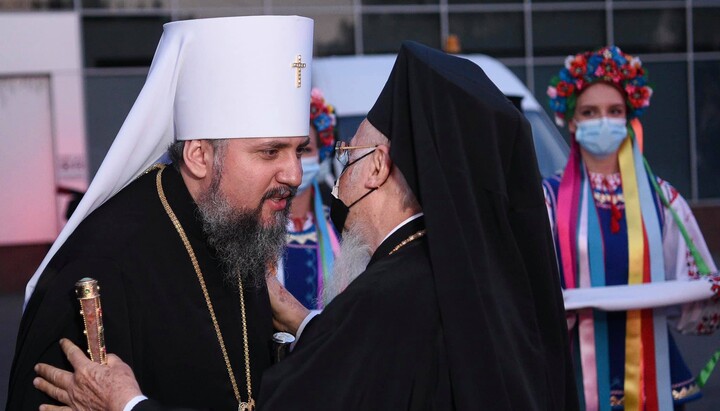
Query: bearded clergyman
[
  {"left": 28, "top": 41, "right": 579, "bottom": 411},
  {"left": 260, "top": 41, "right": 579, "bottom": 410},
  {"left": 7, "top": 16, "right": 314, "bottom": 411}
]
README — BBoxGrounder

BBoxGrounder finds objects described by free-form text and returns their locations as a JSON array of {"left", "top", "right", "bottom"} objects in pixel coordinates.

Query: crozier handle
[{"left": 75, "top": 278, "right": 108, "bottom": 364}]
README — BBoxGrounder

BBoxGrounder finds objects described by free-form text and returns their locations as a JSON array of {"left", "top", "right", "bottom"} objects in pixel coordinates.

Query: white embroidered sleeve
[{"left": 659, "top": 180, "right": 720, "bottom": 335}]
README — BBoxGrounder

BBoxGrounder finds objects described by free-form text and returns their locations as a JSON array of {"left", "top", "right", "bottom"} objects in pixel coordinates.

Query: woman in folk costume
[
  {"left": 277, "top": 88, "right": 340, "bottom": 309},
  {"left": 543, "top": 45, "right": 720, "bottom": 411}
]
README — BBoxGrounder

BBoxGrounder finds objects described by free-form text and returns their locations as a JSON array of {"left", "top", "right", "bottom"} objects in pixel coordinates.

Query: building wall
[
  {"left": 1, "top": 3, "right": 718, "bottom": 409},
  {"left": 4, "top": 0, "right": 718, "bottom": 201},
  {"left": 70, "top": 8, "right": 720, "bottom": 408},
  {"left": 2, "top": 0, "right": 719, "bottom": 271},
  {"left": 0, "top": 12, "right": 88, "bottom": 242}
]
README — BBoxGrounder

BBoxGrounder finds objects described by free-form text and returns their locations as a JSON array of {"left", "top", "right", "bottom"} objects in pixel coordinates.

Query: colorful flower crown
[
  {"left": 310, "top": 88, "right": 337, "bottom": 162},
  {"left": 547, "top": 45, "right": 653, "bottom": 127}
]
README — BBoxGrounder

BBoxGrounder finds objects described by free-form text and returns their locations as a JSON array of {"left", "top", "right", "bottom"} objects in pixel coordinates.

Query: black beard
[{"left": 196, "top": 172, "right": 294, "bottom": 289}]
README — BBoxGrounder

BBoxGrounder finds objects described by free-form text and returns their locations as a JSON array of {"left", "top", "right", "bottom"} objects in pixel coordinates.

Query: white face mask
[
  {"left": 298, "top": 157, "right": 320, "bottom": 194},
  {"left": 574, "top": 117, "right": 628, "bottom": 157}
]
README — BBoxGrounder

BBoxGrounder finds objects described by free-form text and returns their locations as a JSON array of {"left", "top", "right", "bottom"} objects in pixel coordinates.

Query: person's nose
[{"left": 277, "top": 155, "right": 302, "bottom": 188}]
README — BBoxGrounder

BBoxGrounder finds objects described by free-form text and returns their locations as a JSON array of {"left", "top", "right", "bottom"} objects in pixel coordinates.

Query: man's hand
[
  {"left": 33, "top": 338, "right": 142, "bottom": 411},
  {"left": 266, "top": 274, "right": 309, "bottom": 335}
]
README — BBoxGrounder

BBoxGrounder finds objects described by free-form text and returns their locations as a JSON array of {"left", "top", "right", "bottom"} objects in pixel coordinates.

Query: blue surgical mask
[
  {"left": 298, "top": 157, "right": 320, "bottom": 194},
  {"left": 574, "top": 117, "right": 628, "bottom": 157}
]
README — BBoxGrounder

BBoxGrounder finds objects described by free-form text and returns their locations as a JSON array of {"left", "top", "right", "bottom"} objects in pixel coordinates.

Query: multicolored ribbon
[
  {"left": 577, "top": 176, "right": 599, "bottom": 411},
  {"left": 632, "top": 121, "right": 674, "bottom": 410},
  {"left": 619, "top": 126, "right": 675, "bottom": 410},
  {"left": 631, "top": 118, "right": 719, "bottom": 391},
  {"left": 313, "top": 179, "right": 340, "bottom": 309},
  {"left": 558, "top": 140, "right": 582, "bottom": 290},
  {"left": 617, "top": 135, "right": 644, "bottom": 411},
  {"left": 586, "top": 170, "right": 611, "bottom": 411},
  {"left": 697, "top": 351, "right": 720, "bottom": 388},
  {"left": 577, "top": 170, "right": 612, "bottom": 411},
  {"left": 558, "top": 120, "right": 681, "bottom": 410}
]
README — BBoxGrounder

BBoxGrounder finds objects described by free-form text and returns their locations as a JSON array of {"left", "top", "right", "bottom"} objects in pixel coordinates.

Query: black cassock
[
  {"left": 7, "top": 166, "right": 274, "bottom": 411},
  {"left": 259, "top": 216, "right": 450, "bottom": 410},
  {"left": 358, "top": 42, "right": 577, "bottom": 410}
]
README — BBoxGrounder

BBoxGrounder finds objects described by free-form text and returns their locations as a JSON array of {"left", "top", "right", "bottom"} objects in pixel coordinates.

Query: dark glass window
[
  {"left": 362, "top": 0, "right": 438, "bottom": 4},
  {"left": 168, "top": 0, "right": 262, "bottom": 8},
  {"left": 448, "top": 12, "right": 524, "bottom": 57},
  {"left": 170, "top": 10, "right": 258, "bottom": 20},
  {"left": 0, "top": 0, "right": 73, "bottom": 9},
  {"left": 82, "top": 0, "right": 168, "bottom": 8},
  {"left": 449, "top": 0, "right": 520, "bottom": 3},
  {"left": 274, "top": 0, "right": 352, "bottom": 5},
  {"left": 694, "top": 7, "right": 720, "bottom": 52},
  {"left": 84, "top": 74, "right": 148, "bottom": 178},
  {"left": 532, "top": 11, "right": 605, "bottom": 57},
  {"left": 614, "top": 9, "right": 686, "bottom": 54},
  {"left": 362, "top": 13, "right": 440, "bottom": 54},
  {"left": 302, "top": 13, "right": 355, "bottom": 56},
  {"left": 695, "top": 60, "right": 720, "bottom": 199},
  {"left": 639, "top": 62, "right": 691, "bottom": 195},
  {"left": 534, "top": 63, "right": 571, "bottom": 144},
  {"left": 507, "top": 65, "right": 526, "bottom": 85},
  {"left": 83, "top": 17, "right": 168, "bottom": 68},
  {"left": 337, "top": 116, "right": 364, "bottom": 143}
]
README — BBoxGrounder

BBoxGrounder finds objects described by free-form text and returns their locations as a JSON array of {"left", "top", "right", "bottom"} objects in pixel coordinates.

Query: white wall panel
[{"left": 0, "top": 76, "right": 57, "bottom": 245}]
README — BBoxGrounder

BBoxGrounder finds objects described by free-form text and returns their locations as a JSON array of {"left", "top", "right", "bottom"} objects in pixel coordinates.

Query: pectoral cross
[
  {"left": 239, "top": 398, "right": 255, "bottom": 411},
  {"left": 291, "top": 55, "right": 306, "bottom": 88}
]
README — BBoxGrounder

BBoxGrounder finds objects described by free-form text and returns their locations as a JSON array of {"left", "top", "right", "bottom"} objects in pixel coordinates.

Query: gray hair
[
  {"left": 355, "top": 122, "right": 420, "bottom": 212},
  {"left": 167, "top": 139, "right": 229, "bottom": 173},
  {"left": 321, "top": 221, "right": 372, "bottom": 305}
]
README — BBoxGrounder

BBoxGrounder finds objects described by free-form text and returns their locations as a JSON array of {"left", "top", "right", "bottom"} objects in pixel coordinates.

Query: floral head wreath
[
  {"left": 547, "top": 45, "right": 653, "bottom": 127},
  {"left": 310, "top": 87, "right": 337, "bottom": 162}
]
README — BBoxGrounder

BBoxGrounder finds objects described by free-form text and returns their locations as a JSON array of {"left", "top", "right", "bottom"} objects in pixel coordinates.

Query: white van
[{"left": 312, "top": 54, "right": 568, "bottom": 178}]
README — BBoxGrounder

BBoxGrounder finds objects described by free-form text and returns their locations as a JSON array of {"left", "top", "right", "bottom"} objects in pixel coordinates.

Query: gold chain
[
  {"left": 388, "top": 229, "right": 427, "bottom": 255},
  {"left": 155, "top": 165, "right": 255, "bottom": 410}
]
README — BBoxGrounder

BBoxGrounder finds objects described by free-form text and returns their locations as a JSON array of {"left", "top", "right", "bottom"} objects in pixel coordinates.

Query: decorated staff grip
[{"left": 75, "top": 278, "right": 107, "bottom": 365}]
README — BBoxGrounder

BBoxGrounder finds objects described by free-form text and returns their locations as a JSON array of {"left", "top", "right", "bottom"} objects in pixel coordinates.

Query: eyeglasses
[{"left": 334, "top": 141, "right": 379, "bottom": 167}]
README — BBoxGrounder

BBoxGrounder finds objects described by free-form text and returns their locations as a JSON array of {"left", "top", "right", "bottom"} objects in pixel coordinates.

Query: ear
[
  {"left": 568, "top": 119, "right": 577, "bottom": 134},
  {"left": 182, "top": 140, "right": 213, "bottom": 179},
  {"left": 365, "top": 145, "right": 392, "bottom": 189}
]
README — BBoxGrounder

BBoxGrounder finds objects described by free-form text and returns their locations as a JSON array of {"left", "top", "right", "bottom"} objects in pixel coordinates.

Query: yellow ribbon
[{"left": 618, "top": 136, "right": 644, "bottom": 411}]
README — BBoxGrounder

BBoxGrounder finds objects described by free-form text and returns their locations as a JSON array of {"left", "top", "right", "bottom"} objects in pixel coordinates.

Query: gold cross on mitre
[{"left": 291, "top": 54, "right": 307, "bottom": 88}]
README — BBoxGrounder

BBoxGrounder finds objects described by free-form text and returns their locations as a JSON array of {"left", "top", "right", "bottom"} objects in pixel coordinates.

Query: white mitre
[{"left": 24, "top": 15, "right": 314, "bottom": 308}]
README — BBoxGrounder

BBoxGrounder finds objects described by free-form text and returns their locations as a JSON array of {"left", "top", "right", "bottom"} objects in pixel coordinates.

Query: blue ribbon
[
  {"left": 630, "top": 139, "right": 673, "bottom": 410},
  {"left": 312, "top": 179, "right": 334, "bottom": 306},
  {"left": 584, "top": 170, "right": 611, "bottom": 411}
]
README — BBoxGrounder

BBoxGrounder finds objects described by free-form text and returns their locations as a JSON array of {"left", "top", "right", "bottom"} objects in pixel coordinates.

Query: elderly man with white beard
[
  {"left": 33, "top": 41, "right": 577, "bottom": 411},
  {"left": 263, "top": 40, "right": 578, "bottom": 411}
]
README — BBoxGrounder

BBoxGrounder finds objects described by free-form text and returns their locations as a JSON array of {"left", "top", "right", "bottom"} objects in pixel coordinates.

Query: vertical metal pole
[
  {"left": 264, "top": 0, "right": 272, "bottom": 15},
  {"left": 524, "top": 0, "right": 534, "bottom": 93},
  {"left": 353, "top": 0, "right": 363, "bottom": 55},
  {"left": 606, "top": 0, "right": 614, "bottom": 46},
  {"left": 439, "top": 0, "right": 449, "bottom": 50},
  {"left": 686, "top": 0, "right": 698, "bottom": 200}
]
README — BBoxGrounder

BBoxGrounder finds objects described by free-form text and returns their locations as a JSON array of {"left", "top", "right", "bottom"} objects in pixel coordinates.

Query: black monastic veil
[
  {"left": 366, "top": 41, "right": 577, "bottom": 410},
  {"left": 259, "top": 41, "right": 578, "bottom": 411}
]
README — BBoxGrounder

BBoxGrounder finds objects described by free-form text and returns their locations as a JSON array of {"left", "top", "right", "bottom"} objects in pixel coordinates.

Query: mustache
[{"left": 262, "top": 186, "right": 297, "bottom": 202}]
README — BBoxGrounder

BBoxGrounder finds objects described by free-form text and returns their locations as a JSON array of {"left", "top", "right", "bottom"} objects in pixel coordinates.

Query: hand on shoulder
[{"left": 34, "top": 339, "right": 142, "bottom": 411}]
